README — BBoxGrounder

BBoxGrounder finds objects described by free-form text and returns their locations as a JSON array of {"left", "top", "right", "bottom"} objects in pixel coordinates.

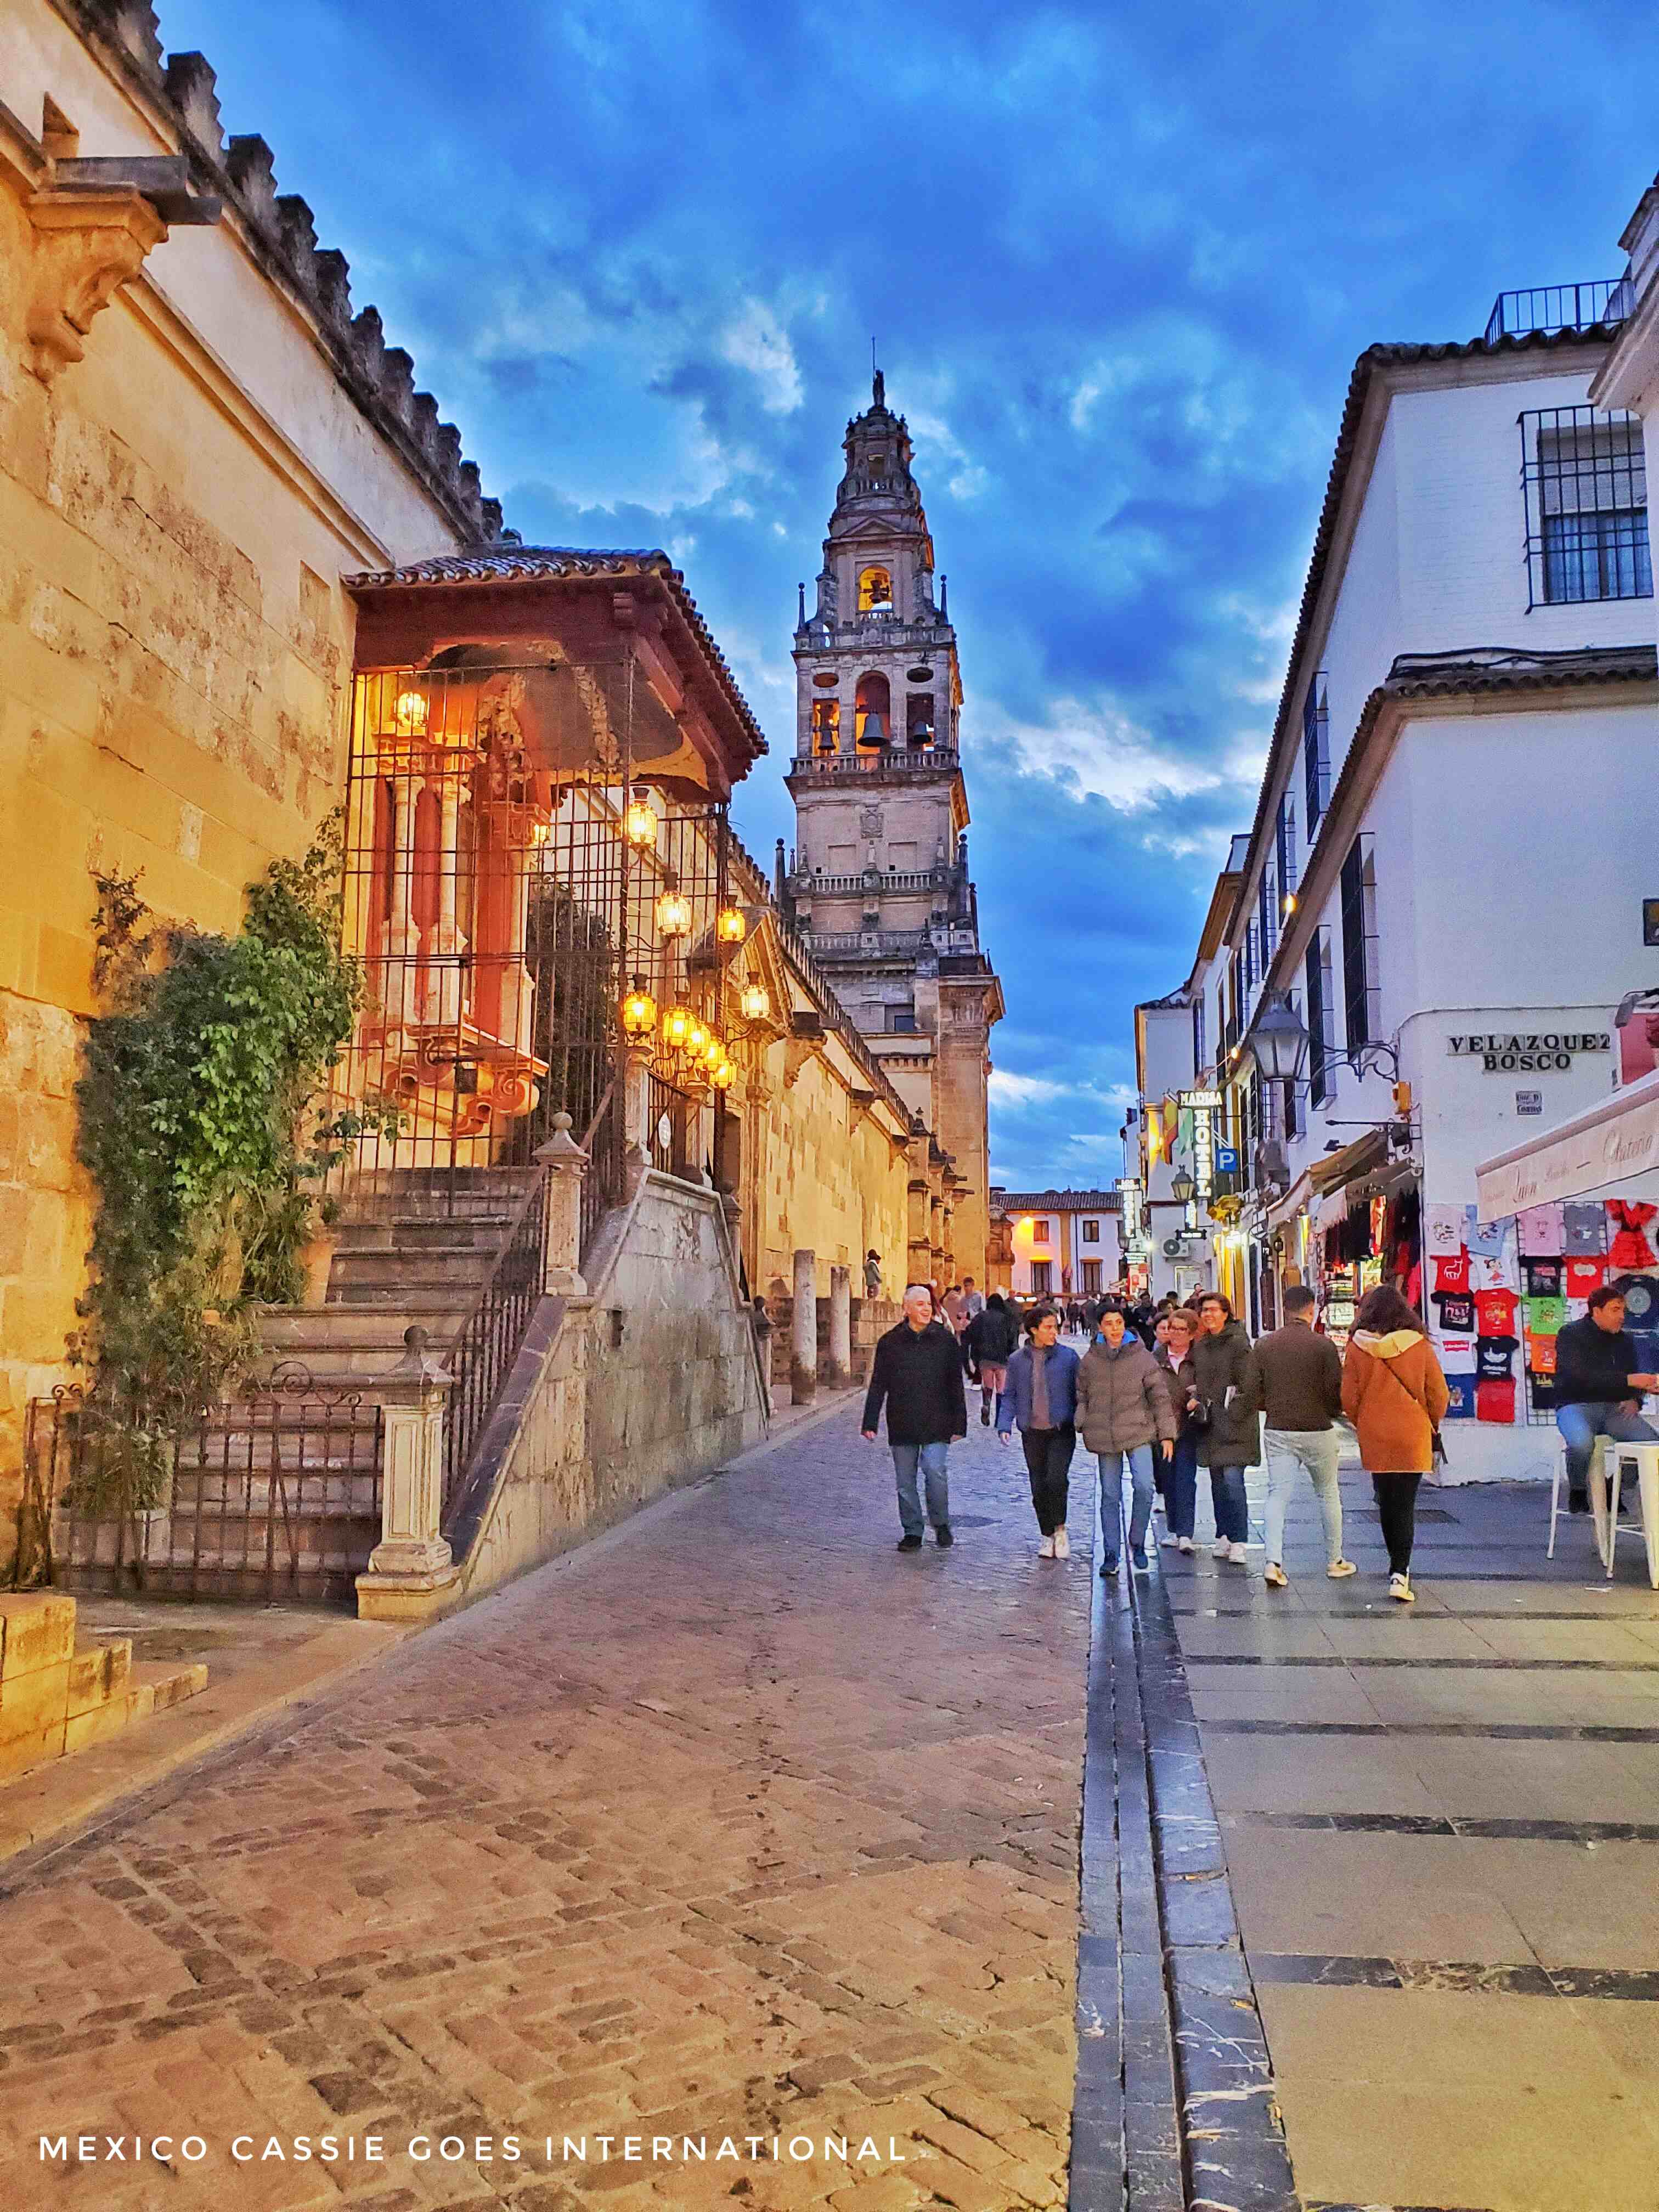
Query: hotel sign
[{"left": 1178, "top": 1088, "right": 1222, "bottom": 1198}]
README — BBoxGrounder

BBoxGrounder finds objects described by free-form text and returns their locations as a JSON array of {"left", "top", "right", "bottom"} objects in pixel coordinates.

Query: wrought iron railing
[
  {"left": 1484, "top": 277, "right": 1632, "bottom": 346},
  {"left": 580, "top": 1080, "right": 623, "bottom": 1262},
  {"left": 441, "top": 1169, "right": 552, "bottom": 1528},
  {"left": 24, "top": 1373, "right": 381, "bottom": 1606}
]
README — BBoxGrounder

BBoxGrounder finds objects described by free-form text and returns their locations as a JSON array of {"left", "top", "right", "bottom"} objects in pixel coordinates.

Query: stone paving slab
[{"left": 0, "top": 1407, "right": 1091, "bottom": 2210}]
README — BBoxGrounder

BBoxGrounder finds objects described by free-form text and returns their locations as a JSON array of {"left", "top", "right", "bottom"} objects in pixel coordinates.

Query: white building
[
  {"left": 989, "top": 1189, "right": 1124, "bottom": 1303},
  {"left": 1155, "top": 272, "right": 1659, "bottom": 1479}
]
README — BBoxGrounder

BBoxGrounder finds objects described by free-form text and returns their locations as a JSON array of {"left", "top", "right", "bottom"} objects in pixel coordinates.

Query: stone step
[
  {"left": 0, "top": 1594, "right": 209, "bottom": 1776},
  {"left": 332, "top": 1219, "right": 514, "bottom": 1255},
  {"left": 331, "top": 1251, "right": 496, "bottom": 1291},
  {"left": 257, "top": 1306, "right": 470, "bottom": 1347}
]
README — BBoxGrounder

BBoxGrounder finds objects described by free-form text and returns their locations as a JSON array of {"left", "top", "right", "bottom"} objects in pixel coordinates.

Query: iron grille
[
  {"left": 1520, "top": 407, "right": 1651, "bottom": 608},
  {"left": 1485, "top": 278, "right": 1632, "bottom": 346},
  {"left": 1302, "top": 673, "right": 1330, "bottom": 836}
]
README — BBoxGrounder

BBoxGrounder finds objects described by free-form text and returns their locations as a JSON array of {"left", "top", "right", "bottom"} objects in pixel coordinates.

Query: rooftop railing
[{"left": 1483, "top": 276, "right": 1633, "bottom": 346}]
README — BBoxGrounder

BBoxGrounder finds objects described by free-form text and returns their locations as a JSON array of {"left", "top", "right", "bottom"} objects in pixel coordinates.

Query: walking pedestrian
[
  {"left": 1077, "top": 1306, "right": 1175, "bottom": 1576},
  {"left": 861, "top": 1284, "right": 968, "bottom": 1551},
  {"left": 1158, "top": 1307, "right": 1203, "bottom": 1554},
  {"left": 1190, "top": 1293, "right": 1259, "bottom": 1564},
  {"left": 1554, "top": 1283, "right": 1659, "bottom": 1513},
  {"left": 864, "top": 1248, "right": 882, "bottom": 1300},
  {"left": 997, "top": 1306, "right": 1081, "bottom": 1560},
  {"left": 964, "top": 1290, "right": 1017, "bottom": 1425},
  {"left": 960, "top": 1276, "right": 985, "bottom": 1323},
  {"left": 1254, "top": 1283, "right": 1356, "bottom": 1589},
  {"left": 1341, "top": 1284, "right": 1449, "bottom": 1602}
]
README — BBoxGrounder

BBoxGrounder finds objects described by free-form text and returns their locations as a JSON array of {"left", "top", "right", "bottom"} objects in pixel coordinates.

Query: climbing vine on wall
[{"left": 72, "top": 812, "right": 378, "bottom": 1421}]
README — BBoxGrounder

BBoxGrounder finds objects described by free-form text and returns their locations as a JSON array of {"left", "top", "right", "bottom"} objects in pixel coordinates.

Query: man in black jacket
[
  {"left": 1555, "top": 1284, "right": 1659, "bottom": 1511},
  {"left": 862, "top": 1284, "right": 969, "bottom": 1550}
]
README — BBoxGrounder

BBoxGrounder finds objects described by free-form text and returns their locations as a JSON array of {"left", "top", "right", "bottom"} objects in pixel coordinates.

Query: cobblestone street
[{"left": 0, "top": 1408, "right": 1092, "bottom": 2212}]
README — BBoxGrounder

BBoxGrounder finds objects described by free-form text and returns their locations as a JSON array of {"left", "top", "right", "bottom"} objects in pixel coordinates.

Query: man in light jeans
[{"left": 1254, "top": 1284, "right": 1356, "bottom": 1588}]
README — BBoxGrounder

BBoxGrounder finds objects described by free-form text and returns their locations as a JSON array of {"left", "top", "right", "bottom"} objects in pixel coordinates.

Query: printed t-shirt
[
  {"left": 1620, "top": 1276, "right": 1659, "bottom": 1326},
  {"left": 1477, "top": 1377, "right": 1516, "bottom": 1423},
  {"left": 1563, "top": 1202, "right": 1608, "bottom": 1256},
  {"left": 1434, "top": 1292, "right": 1475, "bottom": 1334},
  {"left": 1522, "top": 1259, "right": 1564, "bottom": 1299},
  {"left": 1472, "top": 1254, "right": 1515, "bottom": 1293},
  {"left": 1466, "top": 1207, "right": 1509, "bottom": 1259},
  {"left": 1523, "top": 1296, "right": 1566, "bottom": 1340},
  {"left": 1517, "top": 1202, "right": 1565, "bottom": 1257},
  {"left": 1530, "top": 1373, "right": 1558, "bottom": 1412},
  {"left": 1425, "top": 1204, "right": 1465, "bottom": 1257},
  {"left": 1563, "top": 1258, "right": 1606, "bottom": 1301},
  {"left": 1528, "top": 1335, "right": 1558, "bottom": 1375},
  {"left": 1434, "top": 1253, "right": 1471, "bottom": 1296},
  {"left": 1476, "top": 1335, "right": 1519, "bottom": 1381},
  {"left": 1474, "top": 1288, "right": 1519, "bottom": 1336},
  {"left": 1443, "top": 1372, "right": 1476, "bottom": 1419}
]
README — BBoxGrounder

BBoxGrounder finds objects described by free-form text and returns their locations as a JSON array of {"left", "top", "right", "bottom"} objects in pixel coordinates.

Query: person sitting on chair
[{"left": 1555, "top": 1284, "right": 1659, "bottom": 1514}]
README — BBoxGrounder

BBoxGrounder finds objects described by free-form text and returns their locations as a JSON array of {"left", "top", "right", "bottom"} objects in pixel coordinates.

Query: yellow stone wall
[{"left": 741, "top": 1037, "right": 910, "bottom": 1304}]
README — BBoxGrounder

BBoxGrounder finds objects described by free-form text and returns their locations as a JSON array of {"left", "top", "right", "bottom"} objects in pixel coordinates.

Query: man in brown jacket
[{"left": 1254, "top": 1284, "right": 1355, "bottom": 1589}]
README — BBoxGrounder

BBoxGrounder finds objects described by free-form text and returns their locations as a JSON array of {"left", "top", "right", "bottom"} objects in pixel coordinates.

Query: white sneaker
[
  {"left": 1038, "top": 1534, "right": 1055, "bottom": 1559},
  {"left": 1053, "top": 1526, "right": 1071, "bottom": 1560},
  {"left": 1160, "top": 1530, "right": 1184, "bottom": 1549},
  {"left": 1177, "top": 1536, "right": 1196, "bottom": 1554},
  {"left": 1227, "top": 1541, "right": 1250, "bottom": 1564},
  {"left": 1211, "top": 1538, "right": 1232, "bottom": 1559},
  {"left": 1389, "top": 1572, "right": 1415, "bottom": 1603}
]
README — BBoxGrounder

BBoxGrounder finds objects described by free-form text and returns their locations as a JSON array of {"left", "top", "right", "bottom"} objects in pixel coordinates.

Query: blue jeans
[
  {"left": 1099, "top": 1444, "right": 1156, "bottom": 1563},
  {"left": 1167, "top": 1431, "right": 1200, "bottom": 1538},
  {"left": 1558, "top": 1401, "right": 1658, "bottom": 1489},
  {"left": 1209, "top": 1463, "right": 1250, "bottom": 1544},
  {"left": 891, "top": 1441, "right": 950, "bottom": 1538}
]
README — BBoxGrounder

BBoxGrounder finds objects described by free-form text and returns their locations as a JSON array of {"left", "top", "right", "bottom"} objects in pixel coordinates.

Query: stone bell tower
[{"left": 780, "top": 371, "right": 1003, "bottom": 1282}]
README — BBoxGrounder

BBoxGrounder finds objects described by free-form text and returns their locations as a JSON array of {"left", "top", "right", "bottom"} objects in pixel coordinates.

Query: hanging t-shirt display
[
  {"left": 1434, "top": 1252, "right": 1472, "bottom": 1296},
  {"left": 1522, "top": 1295, "right": 1566, "bottom": 1340},
  {"left": 1425, "top": 1204, "right": 1465, "bottom": 1257},
  {"left": 1516, "top": 1202, "right": 1565, "bottom": 1257},
  {"left": 1434, "top": 1291, "right": 1476, "bottom": 1334},
  {"left": 1476, "top": 1377, "right": 1516, "bottom": 1423},
  {"left": 1464, "top": 1206, "right": 1507, "bottom": 1259},
  {"left": 1476, "top": 1334, "right": 1519, "bottom": 1380},
  {"left": 1620, "top": 1276, "right": 1659, "bottom": 1327},
  {"left": 1528, "top": 1335, "right": 1558, "bottom": 1375},
  {"left": 1443, "top": 1371, "right": 1477, "bottom": 1419},
  {"left": 1529, "top": 1373, "right": 1558, "bottom": 1412},
  {"left": 1522, "top": 1258, "right": 1564, "bottom": 1299},
  {"left": 1474, "top": 1288, "right": 1519, "bottom": 1336},
  {"left": 1562, "top": 1257, "right": 1606, "bottom": 1301},
  {"left": 1562, "top": 1203, "right": 1609, "bottom": 1257},
  {"left": 1609, "top": 1201, "right": 1659, "bottom": 1271}
]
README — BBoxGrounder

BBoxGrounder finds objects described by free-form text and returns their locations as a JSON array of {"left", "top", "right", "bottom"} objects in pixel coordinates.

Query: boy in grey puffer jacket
[{"left": 1077, "top": 1308, "right": 1175, "bottom": 1577}]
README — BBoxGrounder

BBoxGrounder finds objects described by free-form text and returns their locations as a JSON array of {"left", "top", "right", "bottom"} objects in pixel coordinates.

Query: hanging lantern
[
  {"left": 661, "top": 1002, "right": 693, "bottom": 1051},
  {"left": 622, "top": 794, "right": 659, "bottom": 850},
  {"left": 716, "top": 904, "right": 747, "bottom": 946},
  {"left": 712, "top": 1059, "right": 736, "bottom": 1092},
  {"left": 620, "top": 975, "right": 657, "bottom": 1041},
  {"left": 702, "top": 1032, "right": 724, "bottom": 1073},
  {"left": 655, "top": 878, "right": 692, "bottom": 939},
  {"left": 393, "top": 687, "right": 428, "bottom": 736},
  {"left": 686, "top": 1018, "right": 710, "bottom": 1059},
  {"left": 740, "top": 980, "right": 771, "bottom": 1025}
]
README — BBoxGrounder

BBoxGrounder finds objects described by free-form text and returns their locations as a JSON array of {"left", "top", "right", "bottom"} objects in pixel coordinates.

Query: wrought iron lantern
[
  {"left": 716, "top": 904, "right": 747, "bottom": 946},
  {"left": 620, "top": 975, "right": 657, "bottom": 1041},
  {"left": 393, "top": 687, "right": 428, "bottom": 736},
  {"left": 622, "top": 794, "right": 659, "bottom": 850},
  {"left": 661, "top": 1002, "right": 693, "bottom": 1052},
  {"left": 740, "top": 979, "right": 771, "bottom": 1024},
  {"left": 1170, "top": 1167, "right": 1195, "bottom": 1205},
  {"left": 701, "top": 1032, "right": 724, "bottom": 1074},
  {"left": 685, "top": 1017, "right": 710, "bottom": 1060},
  {"left": 712, "top": 1058, "right": 736, "bottom": 1092},
  {"left": 1244, "top": 989, "right": 1310, "bottom": 1085},
  {"left": 655, "top": 877, "right": 692, "bottom": 940}
]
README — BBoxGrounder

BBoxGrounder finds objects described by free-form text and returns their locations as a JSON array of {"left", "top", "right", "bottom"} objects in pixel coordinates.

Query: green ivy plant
[{"left": 69, "top": 814, "right": 386, "bottom": 1472}]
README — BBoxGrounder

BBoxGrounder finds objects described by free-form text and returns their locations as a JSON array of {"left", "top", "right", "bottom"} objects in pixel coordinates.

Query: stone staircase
[{"left": 0, "top": 1593, "right": 206, "bottom": 1782}]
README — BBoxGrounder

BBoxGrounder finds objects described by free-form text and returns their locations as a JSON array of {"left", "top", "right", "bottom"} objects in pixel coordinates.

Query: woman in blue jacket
[{"left": 997, "top": 1306, "right": 1082, "bottom": 1559}]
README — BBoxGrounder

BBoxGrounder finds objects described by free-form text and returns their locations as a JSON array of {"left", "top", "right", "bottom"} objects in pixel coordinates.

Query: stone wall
[{"left": 455, "top": 1174, "right": 768, "bottom": 1606}]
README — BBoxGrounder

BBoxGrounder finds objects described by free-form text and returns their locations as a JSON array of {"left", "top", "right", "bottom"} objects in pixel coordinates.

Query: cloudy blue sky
[{"left": 162, "top": 0, "right": 1659, "bottom": 1188}]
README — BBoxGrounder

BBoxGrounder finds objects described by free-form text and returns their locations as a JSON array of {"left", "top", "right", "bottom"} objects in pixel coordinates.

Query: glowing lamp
[
  {"left": 740, "top": 980, "right": 771, "bottom": 1024},
  {"left": 686, "top": 1018, "right": 710, "bottom": 1059},
  {"left": 620, "top": 976, "right": 657, "bottom": 1041},
  {"left": 702, "top": 1033, "right": 724, "bottom": 1072},
  {"left": 656, "top": 883, "right": 692, "bottom": 939},
  {"left": 394, "top": 688, "right": 428, "bottom": 735},
  {"left": 623, "top": 795, "right": 659, "bottom": 851},
  {"left": 662, "top": 1003, "right": 693, "bottom": 1051},
  {"left": 716, "top": 904, "right": 747, "bottom": 946},
  {"left": 712, "top": 1060, "right": 736, "bottom": 1092}
]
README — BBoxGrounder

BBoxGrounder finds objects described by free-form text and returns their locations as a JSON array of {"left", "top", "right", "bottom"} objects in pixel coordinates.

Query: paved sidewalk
[
  {"left": 0, "top": 1407, "right": 1092, "bottom": 2212},
  {"left": 1166, "top": 1459, "right": 1659, "bottom": 2212}
]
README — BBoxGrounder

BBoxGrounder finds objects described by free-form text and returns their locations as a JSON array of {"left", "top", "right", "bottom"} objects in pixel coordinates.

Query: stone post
[
  {"left": 621, "top": 1040, "right": 654, "bottom": 1194},
  {"left": 356, "top": 1325, "right": 461, "bottom": 1623},
  {"left": 791, "top": 1248, "right": 817, "bottom": 1404},
  {"left": 827, "top": 1265, "right": 851, "bottom": 1385},
  {"left": 533, "top": 1110, "right": 590, "bottom": 1295}
]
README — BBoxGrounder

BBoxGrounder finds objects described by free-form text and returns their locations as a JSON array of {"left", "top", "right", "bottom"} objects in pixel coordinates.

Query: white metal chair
[
  {"left": 1548, "top": 1434, "right": 1604, "bottom": 1560},
  {"left": 1608, "top": 1443, "right": 1659, "bottom": 1589}
]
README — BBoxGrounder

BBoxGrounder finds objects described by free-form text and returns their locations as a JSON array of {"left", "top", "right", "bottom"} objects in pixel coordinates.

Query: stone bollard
[
  {"left": 791, "top": 1248, "right": 817, "bottom": 1404},
  {"left": 827, "top": 1265, "right": 851, "bottom": 1386},
  {"left": 356, "top": 1325, "right": 462, "bottom": 1622},
  {"left": 621, "top": 1040, "right": 654, "bottom": 1195},
  {"left": 533, "top": 1111, "right": 591, "bottom": 1296}
]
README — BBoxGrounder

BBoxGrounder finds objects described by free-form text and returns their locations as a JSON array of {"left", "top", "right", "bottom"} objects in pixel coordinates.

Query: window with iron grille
[
  {"left": 1276, "top": 792, "right": 1297, "bottom": 901},
  {"left": 1340, "top": 836, "right": 1379, "bottom": 1051},
  {"left": 1258, "top": 865, "right": 1277, "bottom": 964},
  {"left": 1302, "top": 673, "right": 1330, "bottom": 835},
  {"left": 1305, "top": 926, "right": 1335, "bottom": 1107},
  {"left": 1192, "top": 992, "right": 1207, "bottom": 1077},
  {"left": 1244, "top": 917, "right": 1259, "bottom": 995},
  {"left": 1521, "top": 406, "right": 1651, "bottom": 608},
  {"left": 1225, "top": 953, "right": 1242, "bottom": 1052}
]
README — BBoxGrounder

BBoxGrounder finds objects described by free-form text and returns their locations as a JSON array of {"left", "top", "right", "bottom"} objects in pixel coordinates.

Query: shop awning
[
  {"left": 1476, "top": 1069, "right": 1659, "bottom": 1221},
  {"left": 1308, "top": 1128, "right": 1390, "bottom": 1197}
]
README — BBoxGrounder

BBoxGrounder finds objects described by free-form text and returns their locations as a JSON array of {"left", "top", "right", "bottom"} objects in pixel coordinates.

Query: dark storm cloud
[{"left": 156, "top": 0, "right": 1659, "bottom": 1184}]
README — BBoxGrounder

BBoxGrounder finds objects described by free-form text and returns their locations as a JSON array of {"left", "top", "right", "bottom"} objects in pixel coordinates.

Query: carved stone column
[
  {"left": 356, "top": 1327, "right": 461, "bottom": 1622},
  {"left": 621, "top": 1041, "right": 654, "bottom": 1195},
  {"left": 533, "top": 1111, "right": 590, "bottom": 1296},
  {"left": 827, "top": 1265, "right": 852, "bottom": 1386},
  {"left": 791, "top": 1249, "right": 817, "bottom": 1405}
]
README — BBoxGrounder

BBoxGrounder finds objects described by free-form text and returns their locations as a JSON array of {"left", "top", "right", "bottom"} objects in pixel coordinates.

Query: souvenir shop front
[
  {"left": 1302, "top": 1132, "right": 1422, "bottom": 1359},
  {"left": 1472, "top": 1068, "right": 1659, "bottom": 1481}
]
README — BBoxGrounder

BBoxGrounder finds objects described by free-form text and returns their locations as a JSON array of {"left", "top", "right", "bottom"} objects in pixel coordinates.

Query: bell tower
[{"left": 782, "top": 373, "right": 1003, "bottom": 1280}]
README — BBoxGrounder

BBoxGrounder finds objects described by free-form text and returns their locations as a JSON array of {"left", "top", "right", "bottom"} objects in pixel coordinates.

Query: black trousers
[
  {"left": 1022, "top": 1425, "right": 1077, "bottom": 1536},
  {"left": 1372, "top": 1471, "right": 1422, "bottom": 1575}
]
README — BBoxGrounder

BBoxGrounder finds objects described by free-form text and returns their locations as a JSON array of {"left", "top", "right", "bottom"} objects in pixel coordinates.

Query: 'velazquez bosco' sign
[{"left": 1448, "top": 1031, "right": 1610, "bottom": 1072}]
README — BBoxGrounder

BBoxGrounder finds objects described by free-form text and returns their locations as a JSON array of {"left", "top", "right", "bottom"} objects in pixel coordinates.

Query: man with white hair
[{"left": 862, "top": 1283, "right": 969, "bottom": 1550}]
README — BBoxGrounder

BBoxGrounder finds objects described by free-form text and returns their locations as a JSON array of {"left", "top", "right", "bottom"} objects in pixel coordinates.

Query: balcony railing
[
  {"left": 1484, "top": 276, "right": 1633, "bottom": 346},
  {"left": 797, "top": 868, "right": 947, "bottom": 896},
  {"left": 788, "top": 747, "right": 960, "bottom": 779},
  {"left": 804, "top": 927, "right": 978, "bottom": 958}
]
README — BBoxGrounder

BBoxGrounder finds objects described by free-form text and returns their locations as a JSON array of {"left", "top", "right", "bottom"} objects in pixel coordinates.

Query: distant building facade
[{"left": 989, "top": 1189, "right": 1124, "bottom": 1301}]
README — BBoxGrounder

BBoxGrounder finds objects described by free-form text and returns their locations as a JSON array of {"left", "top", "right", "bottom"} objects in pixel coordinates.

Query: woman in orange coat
[{"left": 1341, "top": 1284, "right": 1449, "bottom": 1604}]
